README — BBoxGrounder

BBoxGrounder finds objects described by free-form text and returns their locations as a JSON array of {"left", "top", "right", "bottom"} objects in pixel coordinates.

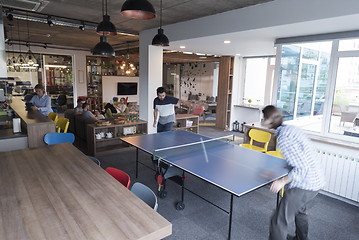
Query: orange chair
[{"left": 105, "top": 167, "right": 131, "bottom": 189}]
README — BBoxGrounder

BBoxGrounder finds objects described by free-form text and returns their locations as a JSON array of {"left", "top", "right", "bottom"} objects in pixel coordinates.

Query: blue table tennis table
[{"left": 122, "top": 130, "right": 288, "bottom": 239}]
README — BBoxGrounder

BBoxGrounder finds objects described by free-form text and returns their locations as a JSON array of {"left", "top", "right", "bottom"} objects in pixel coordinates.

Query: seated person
[
  {"left": 115, "top": 97, "right": 128, "bottom": 113},
  {"left": 29, "top": 84, "right": 53, "bottom": 116},
  {"left": 74, "top": 98, "right": 85, "bottom": 114},
  {"left": 94, "top": 110, "right": 105, "bottom": 120},
  {"left": 82, "top": 103, "right": 97, "bottom": 121}
]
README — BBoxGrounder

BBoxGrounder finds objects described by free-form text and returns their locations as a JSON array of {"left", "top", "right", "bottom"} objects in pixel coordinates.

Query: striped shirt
[
  {"left": 153, "top": 96, "right": 179, "bottom": 124},
  {"left": 276, "top": 125, "right": 325, "bottom": 191}
]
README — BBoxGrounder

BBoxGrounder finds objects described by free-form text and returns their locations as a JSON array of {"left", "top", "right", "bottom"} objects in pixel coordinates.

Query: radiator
[{"left": 317, "top": 150, "right": 359, "bottom": 202}]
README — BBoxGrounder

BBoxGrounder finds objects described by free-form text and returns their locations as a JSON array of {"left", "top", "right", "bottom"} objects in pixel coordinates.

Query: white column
[
  {"left": 0, "top": 11, "right": 7, "bottom": 78},
  {"left": 139, "top": 35, "right": 163, "bottom": 134}
]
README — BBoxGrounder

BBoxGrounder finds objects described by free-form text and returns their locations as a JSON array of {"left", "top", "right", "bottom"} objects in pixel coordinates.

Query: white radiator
[{"left": 317, "top": 150, "right": 359, "bottom": 202}]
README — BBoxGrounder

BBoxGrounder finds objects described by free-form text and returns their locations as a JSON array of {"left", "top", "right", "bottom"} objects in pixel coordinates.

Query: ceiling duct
[{"left": 0, "top": 0, "right": 49, "bottom": 12}]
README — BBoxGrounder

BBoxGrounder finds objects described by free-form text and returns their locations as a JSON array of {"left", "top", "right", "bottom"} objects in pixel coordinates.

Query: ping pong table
[{"left": 122, "top": 130, "right": 288, "bottom": 239}]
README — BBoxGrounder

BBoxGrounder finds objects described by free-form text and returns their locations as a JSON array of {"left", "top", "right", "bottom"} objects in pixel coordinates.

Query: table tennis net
[{"left": 153, "top": 135, "right": 234, "bottom": 160}]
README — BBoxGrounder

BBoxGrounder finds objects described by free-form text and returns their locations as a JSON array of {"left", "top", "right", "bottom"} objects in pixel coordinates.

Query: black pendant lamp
[
  {"left": 152, "top": 0, "right": 169, "bottom": 46},
  {"left": 121, "top": 0, "right": 156, "bottom": 20},
  {"left": 92, "top": 35, "right": 115, "bottom": 57},
  {"left": 97, "top": 0, "right": 117, "bottom": 35}
]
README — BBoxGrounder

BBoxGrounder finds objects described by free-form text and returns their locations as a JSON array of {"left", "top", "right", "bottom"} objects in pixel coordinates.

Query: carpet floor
[{"left": 90, "top": 127, "right": 359, "bottom": 240}]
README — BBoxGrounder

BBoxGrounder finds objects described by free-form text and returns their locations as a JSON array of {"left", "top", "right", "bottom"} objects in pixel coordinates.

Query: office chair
[
  {"left": 44, "top": 133, "right": 75, "bottom": 145},
  {"left": 131, "top": 182, "right": 158, "bottom": 211},
  {"left": 241, "top": 129, "right": 272, "bottom": 152},
  {"left": 56, "top": 117, "right": 70, "bottom": 133},
  {"left": 105, "top": 167, "right": 131, "bottom": 189}
]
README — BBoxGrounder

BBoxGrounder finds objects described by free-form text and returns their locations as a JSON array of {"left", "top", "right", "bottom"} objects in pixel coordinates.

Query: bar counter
[{"left": 10, "top": 97, "right": 55, "bottom": 148}]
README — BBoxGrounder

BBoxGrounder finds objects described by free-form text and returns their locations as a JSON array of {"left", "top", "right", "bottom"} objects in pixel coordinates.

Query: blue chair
[
  {"left": 131, "top": 182, "right": 158, "bottom": 211},
  {"left": 44, "top": 133, "right": 75, "bottom": 145}
]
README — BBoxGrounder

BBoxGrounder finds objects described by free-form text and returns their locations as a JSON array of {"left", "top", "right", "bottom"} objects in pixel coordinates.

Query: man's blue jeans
[{"left": 157, "top": 122, "right": 174, "bottom": 132}]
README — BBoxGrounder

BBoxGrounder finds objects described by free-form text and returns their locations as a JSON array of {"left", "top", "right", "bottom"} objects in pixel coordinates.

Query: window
[
  {"left": 243, "top": 57, "right": 275, "bottom": 106},
  {"left": 277, "top": 42, "right": 332, "bottom": 127},
  {"left": 275, "top": 38, "right": 359, "bottom": 142}
]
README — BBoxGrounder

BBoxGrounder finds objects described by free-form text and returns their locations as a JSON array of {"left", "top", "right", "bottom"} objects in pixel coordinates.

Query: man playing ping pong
[
  {"left": 153, "top": 87, "right": 185, "bottom": 132},
  {"left": 262, "top": 105, "right": 325, "bottom": 240}
]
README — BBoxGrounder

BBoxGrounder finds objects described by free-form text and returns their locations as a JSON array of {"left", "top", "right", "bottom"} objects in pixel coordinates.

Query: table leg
[
  {"left": 228, "top": 194, "right": 234, "bottom": 240},
  {"left": 175, "top": 171, "right": 186, "bottom": 210},
  {"left": 135, "top": 148, "right": 139, "bottom": 178}
]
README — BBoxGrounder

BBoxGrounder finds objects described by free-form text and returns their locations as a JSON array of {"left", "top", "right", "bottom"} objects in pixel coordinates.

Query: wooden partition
[
  {"left": 10, "top": 97, "right": 55, "bottom": 148},
  {"left": 216, "top": 56, "right": 234, "bottom": 130}
]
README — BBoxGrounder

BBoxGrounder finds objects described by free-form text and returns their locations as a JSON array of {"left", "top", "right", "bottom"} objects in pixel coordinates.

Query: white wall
[
  {"left": 180, "top": 62, "right": 214, "bottom": 100},
  {"left": 102, "top": 76, "right": 139, "bottom": 103}
]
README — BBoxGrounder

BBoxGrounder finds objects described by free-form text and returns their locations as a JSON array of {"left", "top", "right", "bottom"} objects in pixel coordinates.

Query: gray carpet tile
[{"left": 93, "top": 127, "right": 359, "bottom": 240}]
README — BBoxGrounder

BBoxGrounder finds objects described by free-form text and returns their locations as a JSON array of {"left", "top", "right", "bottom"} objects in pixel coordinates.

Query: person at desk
[
  {"left": 262, "top": 105, "right": 325, "bottom": 240},
  {"left": 29, "top": 84, "right": 53, "bottom": 116},
  {"left": 153, "top": 87, "right": 184, "bottom": 132}
]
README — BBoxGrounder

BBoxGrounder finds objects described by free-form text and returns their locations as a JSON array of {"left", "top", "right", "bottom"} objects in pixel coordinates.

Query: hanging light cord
[
  {"left": 105, "top": 0, "right": 108, "bottom": 16},
  {"left": 16, "top": 18, "right": 22, "bottom": 54},
  {"left": 160, "top": 0, "right": 163, "bottom": 29},
  {"left": 102, "top": 0, "right": 105, "bottom": 16},
  {"left": 26, "top": 13, "right": 31, "bottom": 50}
]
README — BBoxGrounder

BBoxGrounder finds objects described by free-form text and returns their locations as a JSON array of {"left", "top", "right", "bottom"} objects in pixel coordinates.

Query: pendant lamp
[
  {"left": 121, "top": 0, "right": 156, "bottom": 20},
  {"left": 152, "top": 0, "right": 169, "bottom": 46},
  {"left": 25, "top": 14, "right": 38, "bottom": 67},
  {"left": 15, "top": 19, "right": 26, "bottom": 66},
  {"left": 97, "top": 0, "right": 117, "bottom": 35},
  {"left": 92, "top": 35, "right": 115, "bottom": 57}
]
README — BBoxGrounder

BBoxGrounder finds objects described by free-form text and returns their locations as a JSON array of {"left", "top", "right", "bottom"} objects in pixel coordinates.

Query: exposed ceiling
[{"left": 1, "top": 0, "right": 273, "bottom": 51}]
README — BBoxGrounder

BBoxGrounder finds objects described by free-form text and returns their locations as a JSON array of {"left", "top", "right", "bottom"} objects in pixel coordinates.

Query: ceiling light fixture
[
  {"left": 152, "top": 0, "right": 169, "bottom": 46},
  {"left": 79, "top": 21, "right": 85, "bottom": 31},
  {"left": 92, "top": 35, "right": 115, "bottom": 57},
  {"left": 224, "top": 40, "right": 231, "bottom": 44},
  {"left": 121, "top": 0, "right": 156, "bottom": 20},
  {"left": 25, "top": 14, "right": 38, "bottom": 67},
  {"left": 97, "top": 0, "right": 117, "bottom": 35},
  {"left": 47, "top": 16, "right": 54, "bottom": 27},
  {"left": 180, "top": 46, "right": 186, "bottom": 49}
]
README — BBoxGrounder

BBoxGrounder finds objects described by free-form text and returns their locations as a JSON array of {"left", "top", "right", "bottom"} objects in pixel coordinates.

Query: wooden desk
[
  {"left": 10, "top": 97, "right": 55, "bottom": 148},
  {"left": 243, "top": 122, "right": 277, "bottom": 151},
  {"left": 0, "top": 143, "right": 172, "bottom": 240}
]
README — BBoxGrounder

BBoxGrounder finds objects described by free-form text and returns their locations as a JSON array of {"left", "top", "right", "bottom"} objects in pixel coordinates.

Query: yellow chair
[
  {"left": 48, "top": 112, "right": 58, "bottom": 125},
  {"left": 56, "top": 117, "right": 70, "bottom": 133},
  {"left": 241, "top": 129, "right": 272, "bottom": 152},
  {"left": 267, "top": 150, "right": 285, "bottom": 197}
]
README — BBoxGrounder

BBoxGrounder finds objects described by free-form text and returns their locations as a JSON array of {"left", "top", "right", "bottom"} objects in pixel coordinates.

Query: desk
[{"left": 0, "top": 143, "right": 171, "bottom": 240}]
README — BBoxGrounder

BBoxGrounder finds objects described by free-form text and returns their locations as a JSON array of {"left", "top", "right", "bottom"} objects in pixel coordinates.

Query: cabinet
[
  {"left": 243, "top": 122, "right": 276, "bottom": 151},
  {"left": 216, "top": 56, "right": 234, "bottom": 130},
  {"left": 87, "top": 120, "right": 147, "bottom": 156},
  {"left": 174, "top": 114, "right": 199, "bottom": 133}
]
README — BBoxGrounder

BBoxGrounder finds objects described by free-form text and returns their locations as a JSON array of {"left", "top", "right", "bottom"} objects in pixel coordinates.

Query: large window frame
[{"left": 274, "top": 39, "right": 359, "bottom": 144}]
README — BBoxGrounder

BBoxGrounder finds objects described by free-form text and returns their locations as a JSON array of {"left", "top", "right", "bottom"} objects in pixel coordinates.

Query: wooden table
[
  {"left": 10, "top": 97, "right": 55, "bottom": 148},
  {"left": 0, "top": 143, "right": 172, "bottom": 240}
]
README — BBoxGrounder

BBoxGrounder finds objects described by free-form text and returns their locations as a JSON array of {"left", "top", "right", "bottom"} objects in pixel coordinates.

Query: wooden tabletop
[{"left": 0, "top": 143, "right": 171, "bottom": 240}]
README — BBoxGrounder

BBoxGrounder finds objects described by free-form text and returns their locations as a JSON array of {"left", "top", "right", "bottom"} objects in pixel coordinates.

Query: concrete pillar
[{"left": 0, "top": 11, "right": 7, "bottom": 78}]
